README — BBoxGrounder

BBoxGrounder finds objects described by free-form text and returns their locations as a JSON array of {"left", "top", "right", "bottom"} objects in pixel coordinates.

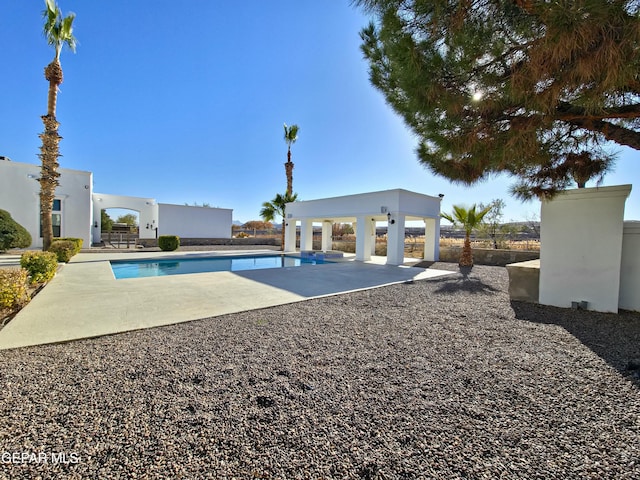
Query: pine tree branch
[
  {"left": 556, "top": 101, "right": 640, "bottom": 121},
  {"left": 564, "top": 116, "right": 640, "bottom": 150}
]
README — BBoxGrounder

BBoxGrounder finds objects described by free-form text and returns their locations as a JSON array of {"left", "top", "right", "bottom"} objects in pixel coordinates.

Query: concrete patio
[{"left": 0, "top": 250, "right": 454, "bottom": 350}]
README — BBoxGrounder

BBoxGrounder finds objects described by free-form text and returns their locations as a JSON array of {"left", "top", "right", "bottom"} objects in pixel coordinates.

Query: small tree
[
  {"left": 441, "top": 204, "right": 492, "bottom": 268},
  {"left": 260, "top": 192, "right": 298, "bottom": 251},
  {"left": 116, "top": 213, "right": 138, "bottom": 227},
  {"left": 243, "top": 220, "right": 273, "bottom": 236},
  {"left": 101, "top": 210, "right": 113, "bottom": 232},
  {"left": 332, "top": 223, "right": 354, "bottom": 238},
  {"left": 477, "top": 199, "right": 506, "bottom": 249}
]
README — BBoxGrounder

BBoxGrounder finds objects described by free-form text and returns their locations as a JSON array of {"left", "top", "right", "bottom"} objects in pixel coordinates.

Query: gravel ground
[{"left": 0, "top": 263, "right": 638, "bottom": 479}]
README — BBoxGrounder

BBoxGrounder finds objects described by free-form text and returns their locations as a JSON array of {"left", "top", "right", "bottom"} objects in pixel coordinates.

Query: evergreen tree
[{"left": 356, "top": 0, "right": 639, "bottom": 197}]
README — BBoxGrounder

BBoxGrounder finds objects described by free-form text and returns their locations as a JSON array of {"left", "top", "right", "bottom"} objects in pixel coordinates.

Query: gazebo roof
[{"left": 285, "top": 188, "right": 442, "bottom": 223}]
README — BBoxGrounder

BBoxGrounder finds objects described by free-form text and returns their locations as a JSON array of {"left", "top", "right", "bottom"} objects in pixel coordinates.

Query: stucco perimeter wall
[
  {"left": 619, "top": 221, "right": 640, "bottom": 311},
  {"left": 439, "top": 247, "right": 539, "bottom": 266},
  {"left": 539, "top": 185, "right": 631, "bottom": 313},
  {"left": 0, "top": 160, "right": 93, "bottom": 248},
  {"left": 158, "top": 204, "right": 232, "bottom": 239},
  {"left": 137, "top": 237, "right": 278, "bottom": 247}
]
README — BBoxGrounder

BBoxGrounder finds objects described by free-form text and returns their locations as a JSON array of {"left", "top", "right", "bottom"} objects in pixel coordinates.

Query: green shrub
[
  {"left": 56, "top": 237, "right": 83, "bottom": 255},
  {"left": 49, "top": 240, "right": 75, "bottom": 263},
  {"left": 0, "top": 210, "right": 32, "bottom": 252},
  {"left": 0, "top": 268, "right": 29, "bottom": 310},
  {"left": 158, "top": 235, "right": 180, "bottom": 251},
  {"left": 20, "top": 251, "right": 58, "bottom": 284}
]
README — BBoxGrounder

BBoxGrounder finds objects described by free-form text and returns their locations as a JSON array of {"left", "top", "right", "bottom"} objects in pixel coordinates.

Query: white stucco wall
[
  {"left": 619, "top": 221, "right": 640, "bottom": 312},
  {"left": 158, "top": 204, "right": 232, "bottom": 238},
  {"left": 0, "top": 160, "right": 93, "bottom": 248},
  {"left": 539, "top": 185, "right": 632, "bottom": 313}
]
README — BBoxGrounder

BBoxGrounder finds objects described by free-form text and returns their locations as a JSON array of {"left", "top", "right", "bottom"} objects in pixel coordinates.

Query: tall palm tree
[
  {"left": 441, "top": 204, "right": 492, "bottom": 268},
  {"left": 39, "top": 0, "right": 76, "bottom": 251},
  {"left": 260, "top": 192, "right": 298, "bottom": 251},
  {"left": 283, "top": 123, "right": 299, "bottom": 196}
]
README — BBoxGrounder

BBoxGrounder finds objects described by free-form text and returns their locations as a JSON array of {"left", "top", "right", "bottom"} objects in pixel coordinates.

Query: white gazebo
[{"left": 284, "top": 189, "right": 442, "bottom": 265}]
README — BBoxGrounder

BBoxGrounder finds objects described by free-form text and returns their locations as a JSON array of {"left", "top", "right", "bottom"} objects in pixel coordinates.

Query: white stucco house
[{"left": 0, "top": 158, "right": 232, "bottom": 249}]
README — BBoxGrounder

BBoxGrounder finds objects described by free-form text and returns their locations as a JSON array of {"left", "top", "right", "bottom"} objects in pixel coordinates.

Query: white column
[
  {"left": 321, "top": 221, "right": 332, "bottom": 252},
  {"left": 370, "top": 219, "right": 377, "bottom": 256},
  {"left": 539, "top": 185, "right": 631, "bottom": 312},
  {"left": 300, "top": 219, "right": 314, "bottom": 251},
  {"left": 423, "top": 217, "right": 440, "bottom": 261},
  {"left": 355, "top": 215, "right": 372, "bottom": 262},
  {"left": 284, "top": 219, "right": 297, "bottom": 252},
  {"left": 386, "top": 213, "right": 406, "bottom": 265}
]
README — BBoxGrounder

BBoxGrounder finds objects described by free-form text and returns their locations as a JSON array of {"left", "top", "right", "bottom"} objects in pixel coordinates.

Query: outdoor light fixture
[{"left": 387, "top": 212, "right": 395, "bottom": 225}]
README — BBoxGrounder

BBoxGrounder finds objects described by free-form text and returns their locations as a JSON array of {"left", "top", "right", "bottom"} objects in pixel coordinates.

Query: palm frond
[
  {"left": 283, "top": 123, "right": 300, "bottom": 145},
  {"left": 260, "top": 192, "right": 298, "bottom": 222},
  {"left": 42, "top": 0, "right": 77, "bottom": 59}
]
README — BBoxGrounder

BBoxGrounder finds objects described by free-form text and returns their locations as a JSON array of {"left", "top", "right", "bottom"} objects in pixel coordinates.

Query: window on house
[{"left": 40, "top": 199, "right": 62, "bottom": 238}]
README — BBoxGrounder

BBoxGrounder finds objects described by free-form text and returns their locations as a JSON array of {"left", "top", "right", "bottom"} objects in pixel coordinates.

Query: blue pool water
[{"left": 110, "top": 254, "right": 330, "bottom": 279}]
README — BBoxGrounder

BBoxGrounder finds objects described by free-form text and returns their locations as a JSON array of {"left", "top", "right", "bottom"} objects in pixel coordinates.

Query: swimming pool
[{"left": 110, "top": 254, "right": 331, "bottom": 279}]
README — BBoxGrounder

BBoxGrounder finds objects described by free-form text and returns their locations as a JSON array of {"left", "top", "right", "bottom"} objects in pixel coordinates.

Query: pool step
[{"left": 301, "top": 250, "right": 344, "bottom": 261}]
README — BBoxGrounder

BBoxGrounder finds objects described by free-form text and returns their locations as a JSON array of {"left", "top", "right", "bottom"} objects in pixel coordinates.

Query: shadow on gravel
[
  {"left": 430, "top": 268, "right": 500, "bottom": 295},
  {"left": 512, "top": 301, "right": 640, "bottom": 387}
]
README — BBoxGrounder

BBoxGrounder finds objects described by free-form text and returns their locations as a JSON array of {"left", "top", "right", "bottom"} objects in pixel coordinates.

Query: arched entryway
[{"left": 92, "top": 193, "right": 158, "bottom": 245}]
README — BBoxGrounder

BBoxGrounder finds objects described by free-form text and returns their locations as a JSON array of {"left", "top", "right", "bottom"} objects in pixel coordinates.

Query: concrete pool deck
[{"left": 0, "top": 250, "right": 454, "bottom": 350}]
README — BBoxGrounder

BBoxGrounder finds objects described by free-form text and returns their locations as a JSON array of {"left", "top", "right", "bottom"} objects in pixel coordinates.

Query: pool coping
[
  {"left": 0, "top": 249, "right": 454, "bottom": 350},
  {"left": 109, "top": 251, "right": 339, "bottom": 279}
]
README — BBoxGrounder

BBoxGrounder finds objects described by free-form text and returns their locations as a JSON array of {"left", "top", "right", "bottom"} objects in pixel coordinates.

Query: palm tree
[
  {"left": 283, "top": 123, "right": 299, "bottom": 196},
  {"left": 260, "top": 192, "right": 298, "bottom": 251},
  {"left": 441, "top": 204, "right": 492, "bottom": 268},
  {"left": 39, "top": 0, "right": 76, "bottom": 251}
]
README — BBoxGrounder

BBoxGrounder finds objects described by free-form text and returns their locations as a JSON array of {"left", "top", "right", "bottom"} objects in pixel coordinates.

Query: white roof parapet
[{"left": 285, "top": 188, "right": 442, "bottom": 221}]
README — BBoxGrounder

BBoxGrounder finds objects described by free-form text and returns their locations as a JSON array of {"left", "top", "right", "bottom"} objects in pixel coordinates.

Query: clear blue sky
[{"left": 1, "top": 1, "right": 638, "bottom": 223}]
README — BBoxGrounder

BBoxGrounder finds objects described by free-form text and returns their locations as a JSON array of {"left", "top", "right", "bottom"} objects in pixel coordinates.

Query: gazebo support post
[
  {"left": 386, "top": 213, "right": 406, "bottom": 265},
  {"left": 355, "top": 215, "right": 373, "bottom": 262},
  {"left": 423, "top": 217, "right": 440, "bottom": 261},
  {"left": 300, "top": 219, "right": 313, "bottom": 251},
  {"left": 321, "top": 221, "right": 332, "bottom": 252},
  {"left": 284, "top": 218, "right": 297, "bottom": 252}
]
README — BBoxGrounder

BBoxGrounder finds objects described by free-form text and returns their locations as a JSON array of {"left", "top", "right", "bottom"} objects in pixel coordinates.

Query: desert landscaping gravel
[{"left": 0, "top": 263, "right": 638, "bottom": 479}]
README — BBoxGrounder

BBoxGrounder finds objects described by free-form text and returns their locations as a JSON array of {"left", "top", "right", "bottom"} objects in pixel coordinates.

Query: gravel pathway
[{"left": 0, "top": 264, "right": 638, "bottom": 479}]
